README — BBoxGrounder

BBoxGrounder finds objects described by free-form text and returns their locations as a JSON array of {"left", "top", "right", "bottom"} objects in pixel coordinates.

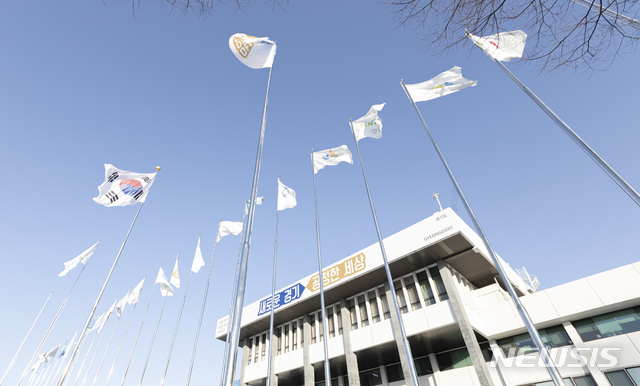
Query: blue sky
[{"left": 2, "top": 0, "right": 639, "bottom": 384}]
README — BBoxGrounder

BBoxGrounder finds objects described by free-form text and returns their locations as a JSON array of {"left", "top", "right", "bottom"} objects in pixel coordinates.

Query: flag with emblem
[
  {"left": 229, "top": 33, "right": 277, "bottom": 69},
  {"left": 245, "top": 197, "right": 264, "bottom": 215},
  {"left": 156, "top": 267, "right": 175, "bottom": 297},
  {"left": 93, "top": 164, "right": 157, "bottom": 207},
  {"left": 353, "top": 104, "right": 385, "bottom": 141},
  {"left": 468, "top": 30, "right": 527, "bottom": 62},
  {"left": 58, "top": 240, "right": 100, "bottom": 277},
  {"left": 277, "top": 179, "right": 297, "bottom": 211},
  {"left": 86, "top": 301, "right": 115, "bottom": 335},
  {"left": 217, "top": 221, "right": 243, "bottom": 242},
  {"left": 405, "top": 67, "right": 477, "bottom": 102},
  {"left": 115, "top": 294, "right": 128, "bottom": 318},
  {"left": 170, "top": 255, "right": 180, "bottom": 289},
  {"left": 127, "top": 278, "right": 145, "bottom": 305},
  {"left": 191, "top": 237, "right": 205, "bottom": 273},
  {"left": 313, "top": 145, "right": 353, "bottom": 174}
]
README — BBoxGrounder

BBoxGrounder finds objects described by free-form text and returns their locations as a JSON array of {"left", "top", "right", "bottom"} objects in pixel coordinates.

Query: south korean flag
[{"left": 93, "top": 164, "right": 157, "bottom": 207}]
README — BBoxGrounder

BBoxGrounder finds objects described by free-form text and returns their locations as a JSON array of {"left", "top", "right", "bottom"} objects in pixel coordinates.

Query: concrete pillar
[
  {"left": 437, "top": 259, "right": 494, "bottom": 386},
  {"left": 339, "top": 299, "right": 360, "bottom": 386},
  {"left": 240, "top": 338, "right": 250, "bottom": 386},
  {"left": 429, "top": 353, "right": 443, "bottom": 386},
  {"left": 269, "top": 330, "right": 278, "bottom": 386},
  {"left": 562, "top": 321, "right": 608, "bottom": 385},
  {"left": 384, "top": 281, "right": 415, "bottom": 386},
  {"left": 488, "top": 340, "right": 514, "bottom": 386},
  {"left": 303, "top": 314, "right": 314, "bottom": 386}
]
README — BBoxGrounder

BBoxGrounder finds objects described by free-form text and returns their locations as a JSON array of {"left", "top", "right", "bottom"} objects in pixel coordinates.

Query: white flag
[
  {"left": 468, "top": 30, "right": 527, "bottom": 62},
  {"left": 217, "top": 221, "right": 243, "bottom": 243},
  {"left": 244, "top": 197, "right": 264, "bottom": 215},
  {"left": 405, "top": 66, "right": 477, "bottom": 102},
  {"left": 115, "top": 295, "right": 128, "bottom": 318},
  {"left": 127, "top": 278, "right": 145, "bottom": 305},
  {"left": 229, "top": 33, "right": 277, "bottom": 69},
  {"left": 191, "top": 237, "right": 205, "bottom": 273},
  {"left": 352, "top": 103, "right": 385, "bottom": 141},
  {"left": 155, "top": 267, "right": 175, "bottom": 297},
  {"left": 170, "top": 256, "right": 180, "bottom": 289},
  {"left": 31, "top": 345, "right": 58, "bottom": 373},
  {"left": 86, "top": 302, "right": 115, "bottom": 335},
  {"left": 59, "top": 240, "right": 100, "bottom": 277},
  {"left": 277, "top": 179, "right": 297, "bottom": 211},
  {"left": 313, "top": 145, "right": 353, "bottom": 174},
  {"left": 93, "top": 164, "right": 157, "bottom": 207}
]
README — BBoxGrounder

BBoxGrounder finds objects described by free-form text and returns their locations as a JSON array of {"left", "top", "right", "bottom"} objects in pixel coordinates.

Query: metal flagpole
[
  {"left": 310, "top": 150, "right": 332, "bottom": 386},
  {"left": 80, "top": 301, "right": 118, "bottom": 386},
  {"left": 20, "top": 256, "right": 95, "bottom": 386},
  {"left": 119, "top": 281, "right": 157, "bottom": 386},
  {"left": 571, "top": 0, "right": 640, "bottom": 28},
  {"left": 65, "top": 332, "right": 98, "bottom": 386},
  {"left": 266, "top": 176, "right": 281, "bottom": 386},
  {"left": 186, "top": 221, "right": 221, "bottom": 386},
  {"left": 34, "top": 353, "right": 54, "bottom": 386},
  {"left": 219, "top": 208, "right": 247, "bottom": 386},
  {"left": 467, "top": 36, "right": 640, "bottom": 208},
  {"left": 1, "top": 291, "right": 53, "bottom": 385},
  {"left": 91, "top": 290, "right": 128, "bottom": 386},
  {"left": 222, "top": 61, "right": 275, "bottom": 386},
  {"left": 58, "top": 180, "right": 156, "bottom": 386},
  {"left": 160, "top": 270, "right": 194, "bottom": 386},
  {"left": 138, "top": 258, "right": 175, "bottom": 386},
  {"left": 43, "top": 336, "right": 68, "bottom": 386},
  {"left": 48, "top": 330, "right": 78, "bottom": 386},
  {"left": 401, "top": 80, "right": 565, "bottom": 386},
  {"left": 348, "top": 120, "right": 421, "bottom": 386}
]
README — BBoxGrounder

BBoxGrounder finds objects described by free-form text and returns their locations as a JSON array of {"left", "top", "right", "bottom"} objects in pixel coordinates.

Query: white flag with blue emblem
[
  {"left": 93, "top": 164, "right": 157, "bottom": 207},
  {"left": 155, "top": 267, "right": 175, "bottom": 297},
  {"left": 58, "top": 240, "right": 100, "bottom": 277},
  {"left": 353, "top": 103, "right": 385, "bottom": 141},
  {"left": 468, "top": 30, "right": 527, "bottom": 62},
  {"left": 115, "top": 294, "right": 128, "bottom": 318},
  {"left": 313, "top": 145, "right": 353, "bottom": 174},
  {"left": 229, "top": 33, "right": 277, "bottom": 69},
  {"left": 277, "top": 179, "right": 297, "bottom": 211},
  {"left": 405, "top": 67, "right": 477, "bottom": 102},
  {"left": 244, "top": 197, "right": 264, "bottom": 215}
]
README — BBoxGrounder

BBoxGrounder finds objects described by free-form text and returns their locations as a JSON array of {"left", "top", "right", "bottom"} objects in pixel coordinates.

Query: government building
[{"left": 215, "top": 208, "right": 640, "bottom": 386}]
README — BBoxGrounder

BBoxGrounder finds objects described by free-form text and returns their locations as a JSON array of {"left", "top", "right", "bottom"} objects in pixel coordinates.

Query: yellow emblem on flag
[{"left": 233, "top": 34, "right": 256, "bottom": 59}]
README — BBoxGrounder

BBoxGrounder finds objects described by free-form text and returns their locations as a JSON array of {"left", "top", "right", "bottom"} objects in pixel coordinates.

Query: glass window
[
  {"left": 310, "top": 314, "right": 316, "bottom": 343},
  {"left": 261, "top": 333, "right": 266, "bottom": 361},
  {"left": 414, "top": 356, "right": 433, "bottom": 376},
  {"left": 348, "top": 299, "right": 358, "bottom": 330},
  {"left": 572, "top": 375, "right": 597, "bottom": 386},
  {"left": 276, "top": 327, "right": 282, "bottom": 355},
  {"left": 359, "top": 368, "right": 382, "bottom": 386},
  {"left": 498, "top": 326, "right": 571, "bottom": 356},
  {"left": 404, "top": 276, "right": 422, "bottom": 311},
  {"left": 247, "top": 337, "right": 253, "bottom": 364},
  {"left": 416, "top": 271, "right": 436, "bottom": 306},
  {"left": 394, "top": 280, "right": 408, "bottom": 314},
  {"left": 436, "top": 348, "right": 472, "bottom": 371},
  {"left": 479, "top": 343, "right": 493, "bottom": 362},
  {"left": 573, "top": 319, "right": 601, "bottom": 342},
  {"left": 327, "top": 307, "right": 335, "bottom": 338},
  {"left": 378, "top": 287, "right": 390, "bottom": 320},
  {"left": 542, "top": 326, "right": 573, "bottom": 348},
  {"left": 292, "top": 321, "right": 298, "bottom": 351},
  {"left": 284, "top": 324, "right": 290, "bottom": 353},
  {"left": 574, "top": 308, "right": 640, "bottom": 342},
  {"left": 628, "top": 367, "right": 640, "bottom": 385},
  {"left": 368, "top": 291, "right": 381, "bottom": 323},
  {"left": 428, "top": 267, "right": 448, "bottom": 301},
  {"left": 319, "top": 312, "right": 324, "bottom": 342},
  {"left": 314, "top": 379, "right": 339, "bottom": 386},
  {"left": 605, "top": 371, "right": 635, "bottom": 386},
  {"left": 254, "top": 336, "right": 259, "bottom": 363},
  {"left": 385, "top": 364, "right": 404, "bottom": 383},
  {"left": 337, "top": 308, "right": 343, "bottom": 335},
  {"left": 529, "top": 379, "right": 574, "bottom": 386},
  {"left": 300, "top": 318, "right": 304, "bottom": 347},
  {"left": 358, "top": 295, "right": 369, "bottom": 326}
]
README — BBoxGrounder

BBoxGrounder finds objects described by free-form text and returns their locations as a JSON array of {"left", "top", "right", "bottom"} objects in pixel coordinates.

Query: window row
[
  {"left": 521, "top": 375, "right": 597, "bottom": 386},
  {"left": 497, "top": 325, "right": 573, "bottom": 356},
  {"left": 573, "top": 307, "right": 640, "bottom": 342},
  {"left": 606, "top": 366, "right": 640, "bottom": 386}
]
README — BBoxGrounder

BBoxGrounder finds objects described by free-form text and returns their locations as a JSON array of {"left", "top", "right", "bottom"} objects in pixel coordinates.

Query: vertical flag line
[
  {"left": 74, "top": 314, "right": 111, "bottom": 386},
  {"left": 400, "top": 80, "right": 565, "bottom": 386},
  {"left": 471, "top": 39, "right": 640, "bottom": 208},
  {"left": 266, "top": 176, "right": 281, "bottom": 386},
  {"left": 81, "top": 299, "right": 118, "bottom": 386},
  {"left": 348, "top": 121, "right": 421, "bottom": 386},
  {"left": 58, "top": 195, "right": 149, "bottom": 386},
  {"left": 160, "top": 269, "right": 194, "bottom": 386},
  {"left": 0, "top": 291, "right": 53, "bottom": 386},
  {"left": 120, "top": 281, "right": 158, "bottom": 386},
  {"left": 65, "top": 331, "right": 97, "bottom": 386},
  {"left": 186, "top": 221, "right": 222, "bottom": 386},
  {"left": 92, "top": 290, "right": 128, "bottom": 386},
  {"left": 220, "top": 206, "right": 247, "bottom": 386},
  {"left": 222, "top": 62, "right": 274, "bottom": 386},
  {"left": 137, "top": 291, "right": 169, "bottom": 386},
  {"left": 48, "top": 329, "right": 78, "bottom": 386},
  {"left": 310, "top": 150, "right": 332, "bottom": 386}
]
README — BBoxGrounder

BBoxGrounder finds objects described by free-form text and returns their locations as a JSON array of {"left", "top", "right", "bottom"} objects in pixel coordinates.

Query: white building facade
[{"left": 216, "top": 208, "right": 640, "bottom": 386}]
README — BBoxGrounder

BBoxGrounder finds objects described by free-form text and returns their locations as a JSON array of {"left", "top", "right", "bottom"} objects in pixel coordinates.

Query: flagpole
[
  {"left": 266, "top": 176, "right": 281, "bottom": 386},
  {"left": 160, "top": 269, "right": 194, "bottom": 386},
  {"left": 47, "top": 330, "right": 78, "bottom": 386},
  {"left": 401, "top": 80, "right": 565, "bottom": 386},
  {"left": 467, "top": 35, "right": 640, "bottom": 208},
  {"left": 57, "top": 174, "right": 157, "bottom": 386},
  {"left": 102, "top": 300, "right": 135, "bottom": 386},
  {"left": 80, "top": 300, "right": 118, "bottom": 386},
  {"left": 74, "top": 322, "right": 109, "bottom": 386},
  {"left": 186, "top": 221, "right": 221, "bottom": 386},
  {"left": 43, "top": 336, "right": 67, "bottom": 386},
  {"left": 119, "top": 281, "right": 157, "bottom": 386},
  {"left": 349, "top": 120, "right": 421, "bottom": 386},
  {"left": 91, "top": 290, "right": 128, "bottom": 386},
  {"left": 571, "top": 0, "right": 640, "bottom": 28},
  {"left": 219, "top": 207, "right": 247, "bottom": 386},
  {"left": 310, "top": 150, "right": 332, "bottom": 386},
  {"left": 138, "top": 256, "right": 176, "bottom": 386},
  {"left": 0, "top": 291, "right": 53, "bottom": 386},
  {"left": 65, "top": 332, "right": 98, "bottom": 386},
  {"left": 222, "top": 60, "right": 275, "bottom": 386},
  {"left": 20, "top": 255, "right": 95, "bottom": 386}
]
